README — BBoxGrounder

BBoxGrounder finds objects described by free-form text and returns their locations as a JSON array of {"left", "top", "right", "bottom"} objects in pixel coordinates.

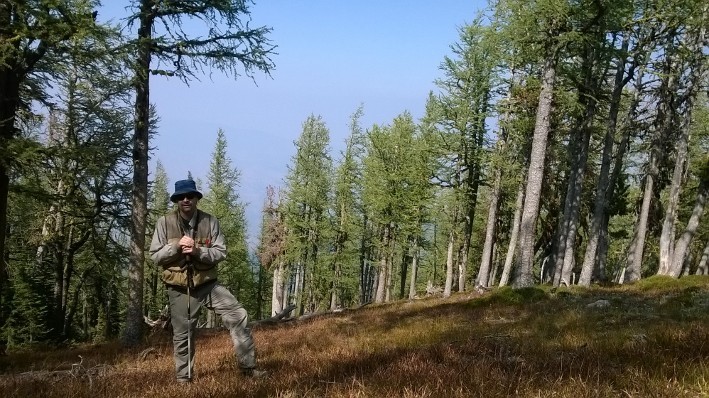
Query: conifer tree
[
  {"left": 258, "top": 185, "right": 287, "bottom": 315},
  {"left": 362, "top": 113, "right": 430, "bottom": 302},
  {"left": 123, "top": 0, "right": 275, "bottom": 344},
  {"left": 4, "top": 24, "right": 134, "bottom": 344},
  {"left": 330, "top": 106, "right": 367, "bottom": 309},
  {"left": 145, "top": 161, "right": 170, "bottom": 319},
  {"left": 200, "top": 130, "right": 254, "bottom": 313},
  {"left": 283, "top": 115, "right": 332, "bottom": 314},
  {"left": 0, "top": 0, "right": 102, "bottom": 343}
]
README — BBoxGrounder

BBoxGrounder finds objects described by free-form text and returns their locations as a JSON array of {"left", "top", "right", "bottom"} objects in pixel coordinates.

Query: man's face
[{"left": 175, "top": 194, "right": 198, "bottom": 215}]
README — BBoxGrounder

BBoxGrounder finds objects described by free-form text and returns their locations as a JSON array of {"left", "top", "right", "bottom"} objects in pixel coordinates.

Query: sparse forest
[
  {"left": 259, "top": 0, "right": 709, "bottom": 315},
  {"left": 0, "top": 0, "right": 708, "bottom": 395}
]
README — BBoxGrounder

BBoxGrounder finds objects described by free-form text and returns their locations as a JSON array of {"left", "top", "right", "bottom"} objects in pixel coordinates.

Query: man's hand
[{"left": 179, "top": 236, "right": 200, "bottom": 256}]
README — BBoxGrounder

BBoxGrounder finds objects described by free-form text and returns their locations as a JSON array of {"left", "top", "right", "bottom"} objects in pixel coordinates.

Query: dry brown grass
[{"left": 1, "top": 275, "right": 708, "bottom": 397}]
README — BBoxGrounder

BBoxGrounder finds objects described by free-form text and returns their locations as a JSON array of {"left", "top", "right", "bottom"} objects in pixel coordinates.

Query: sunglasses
[{"left": 174, "top": 194, "right": 197, "bottom": 202}]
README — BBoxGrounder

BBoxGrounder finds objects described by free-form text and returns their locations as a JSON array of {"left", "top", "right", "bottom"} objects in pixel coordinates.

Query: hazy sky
[{"left": 100, "top": 1, "right": 486, "bottom": 247}]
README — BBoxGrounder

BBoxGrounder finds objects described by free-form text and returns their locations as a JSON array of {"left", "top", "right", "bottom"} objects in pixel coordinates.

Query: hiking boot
[
  {"left": 241, "top": 368, "right": 268, "bottom": 378},
  {"left": 176, "top": 377, "right": 192, "bottom": 384}
]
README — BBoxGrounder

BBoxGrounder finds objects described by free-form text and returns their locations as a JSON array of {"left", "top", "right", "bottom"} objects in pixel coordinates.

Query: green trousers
[{"left": 167, "top": 280, "right": 256, "bottom": 381}]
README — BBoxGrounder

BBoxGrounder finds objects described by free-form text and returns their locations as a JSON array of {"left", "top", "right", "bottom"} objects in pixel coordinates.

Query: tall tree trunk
[
  {"left": 626, "top": 166, "right": 656, "bottom": 281},
  {"left": 657, "top": 120, "right": 686, "bottom": 275},
  {"left": 458, "top": 173, "right": 480, "bottom": 292},
  {"left": 444, "top": 202, "right": 459, "bottom": 297},
  {"left": 515, "top": 55, "right": 557, "bottom": 287},
  {"left": 408, "top": 237, "right": 420, "bottom": 299},
  {"left": 0, "top": 0, "right": 21, "bottom": 320},
  {"left": 125, "top": 1, "right": 154, "bottom": 345},
  {"left": 552, "top": 128, "right": 590, "bottom": 286},
  {"left": 477, "top": 163, "right": 502, "bottom": 288},
  {"left": 669, "top": 179, "right": 708, "bottom": 277},
  {"left": 330, "top": 226, "right": 344, "bottom": 310},
  {"left": 399, "top": 248, "right": 408, "bottom": 299},
  {"left": 499, "top": 183, "right": 524, "bottom": 286},
  {"left": 359, "top": 215, "right": 369, "bottom": 304},
  {"left": 385, "top": 249, "right": 393, "bottom": 302},
  {"left": 580, "top": 35, "right": 632, "bottom": 284},
  {"left": 271, "top": 261, "right": 284, "bottom": 316},
  {"left": 0, "top": 69, "right": 20, "bottom": 336},
  {"left": 555, "top": 41, "right": 599, "bottom": 286},
  {"left": 567, "top": 109, "right": 597, "bottom": 285},
  {"left": 608, "top": 68, "right": 645, "bottom": 282},
  {"left": 626, "top": 51, "right": 678, "bottom": 282},
  {"left": 457, "top": 240, "right": 469, "bottom": 292},
  {"left": 659, "top": 23, "right": 706, "bottom": 277},
  {"left": 696, "top": 240, "right": 709, "bottom": 275},
  {"left": 458, "top": 114, "right": 486, "bottom": 291},
  {"left": 375, "top": 224, "right": 390, "bottom": 303},
  {"left": 444, "top": 227, "right": 455, "bottom": 297},
  {"left": 294, "top": 261, "right": 304, "bottom": 314}
]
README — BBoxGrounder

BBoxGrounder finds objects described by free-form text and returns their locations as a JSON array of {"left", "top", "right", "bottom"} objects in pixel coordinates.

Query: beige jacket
[{"left": 149, "top": 209, "right": 226, "bottom": 287}]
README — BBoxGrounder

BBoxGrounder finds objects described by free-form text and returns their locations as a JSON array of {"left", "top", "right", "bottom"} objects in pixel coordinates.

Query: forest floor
[{"left": 1, "top": 275, "right": 708, "bottom": 397}]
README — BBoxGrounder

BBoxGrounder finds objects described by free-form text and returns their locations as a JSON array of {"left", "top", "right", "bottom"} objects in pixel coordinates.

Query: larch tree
[
  {"left": 200, "top": 129, "right": 253, "bottom": 312},
  {"left": 330, "top": 106, "right": 367, "bottom": 309},
  {"left": 429, "top": 19, "right": 494, "bottom": 294},
  {"left": 625, "top": 0, "right": 703, "bottom": 281},
  {"left": 578, "top": 12, "right": 651, "bottom": 285},
  {"left": 439, "top": 21, "right": 501, "bottom": 290},
  {"left": 687, "top": 96, "right": 709, "bottom": 276},
  {"left": 122, "top": 0, "right": 275, "bottom": 345},
  {"left": 551, "top": 0, "right": 610, "bottom": 287},
  {"left": 401, "top": 121, "right": 435, "bottom": 299},
  {"left": 495, "top": 65, "right": 539, "bottom": 287},
  {"left": 283, "top": 115, "right": 332, "bottom": 315},
  {"left": 7, "top": 23, "right": 134, "bottom": 344},
  {"left": 497, "top": 0, "right": 571, "bottom": 288},
  {"left": 145, "top": 161, "right": 170, "bottom": 320},
  {"left": 656, "top": 5, "right": 707, "bottom": 277},
  {"left": 258, "top": 185, "right": 287, "bottom": 316},
  {"left": 0, "top": 0, "right": 100, "bottom": 344},
  {"left": 361, "top": 113, "right": 425, "bottom": 302}
]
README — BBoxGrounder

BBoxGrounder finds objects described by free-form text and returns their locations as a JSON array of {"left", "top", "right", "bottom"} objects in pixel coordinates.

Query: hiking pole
[
  {"left": 180, "top": 218, "right": 199, "bottom": 381},
  {"left": 186, "top": 261, "right": 193, "bottom": 381}
]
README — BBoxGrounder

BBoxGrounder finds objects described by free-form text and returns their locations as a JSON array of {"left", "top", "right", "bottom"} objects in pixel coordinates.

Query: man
[{"left": 149, "top": 179, "right": 267, "bottom": 383}]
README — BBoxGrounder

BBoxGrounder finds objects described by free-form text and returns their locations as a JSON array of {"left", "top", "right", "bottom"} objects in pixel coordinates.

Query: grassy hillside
[{"left": 1, "top": 275, "right": 708, "bottom": 397}]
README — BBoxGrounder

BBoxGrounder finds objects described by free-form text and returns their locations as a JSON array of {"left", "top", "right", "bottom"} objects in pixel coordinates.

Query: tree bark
[
  {"left": 696, "top": 240, "right": 709, "bottom": 275},
  {"left": 408, "top": 237, "right": 420, "bottom": 299},
  {"left": 444, "top": 227, "right": 455, "bottom": 297},
  {"left": 499, "top": 183, "right": 524, "bottom": 286},
  {"left": 515, "top": 54, "right": 557, "bottom": 287},
  {"left": 669, "top": 179, "right": 708, "bottom": 277},
  {"left": 359, "top": 215, "right": 369, "bottom": 304},
  {"left": 125, "top": 0, "right": 154, "bottom": 345},
  {"left": 271, "top": 261, "right": 285, "bottom": 316},
  {"left": 659, "top": 23, "right": 706, "bottom": 277},
  {"left": 580, "top": 34, "right": 632, "bottom": 284},
  {"left": 626, "top": 50, "right": 678, "bottom": 282},
  {"left": 375, "top": 224, "right": 390, "bottom": 303},
  {"left": 0, "top": 71, "right": 20, "bottom": 328},
  {"left": 657, "top": 117, "right": 686, "bottom": 275},
  {"left": 553, "top": 41, "right": 600, "bottom": 287},
  {"left": 477, "top": 162, "right": 502, "bottom": 288},
  {"left": 559, "top": 125, "right": 592, "bottom": 286}
]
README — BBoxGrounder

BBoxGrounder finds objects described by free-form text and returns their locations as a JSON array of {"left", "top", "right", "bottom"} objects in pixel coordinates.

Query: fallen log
[{"left": 251, "top": 304, "right": 297, "bottom": 327}]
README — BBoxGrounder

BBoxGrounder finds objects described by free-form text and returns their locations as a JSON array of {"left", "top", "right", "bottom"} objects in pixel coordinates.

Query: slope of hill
[{"left": 1, "top": 275, "right": 708, "bottom": 397}]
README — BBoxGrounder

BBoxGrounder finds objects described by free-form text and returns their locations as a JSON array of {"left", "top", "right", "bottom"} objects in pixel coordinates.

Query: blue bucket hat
[{"left": 170, "top": 179, "right": 203, "bottom": 202}]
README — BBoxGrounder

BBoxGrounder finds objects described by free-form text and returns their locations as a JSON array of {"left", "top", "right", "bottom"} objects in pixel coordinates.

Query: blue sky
[{"left": 100, "top": 1, "right": 486, "bottom": 247}]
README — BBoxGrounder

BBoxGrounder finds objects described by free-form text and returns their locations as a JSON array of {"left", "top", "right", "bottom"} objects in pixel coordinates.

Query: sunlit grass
[{"left": 1, "top": 276, "right": 708, "bottom": 397}]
